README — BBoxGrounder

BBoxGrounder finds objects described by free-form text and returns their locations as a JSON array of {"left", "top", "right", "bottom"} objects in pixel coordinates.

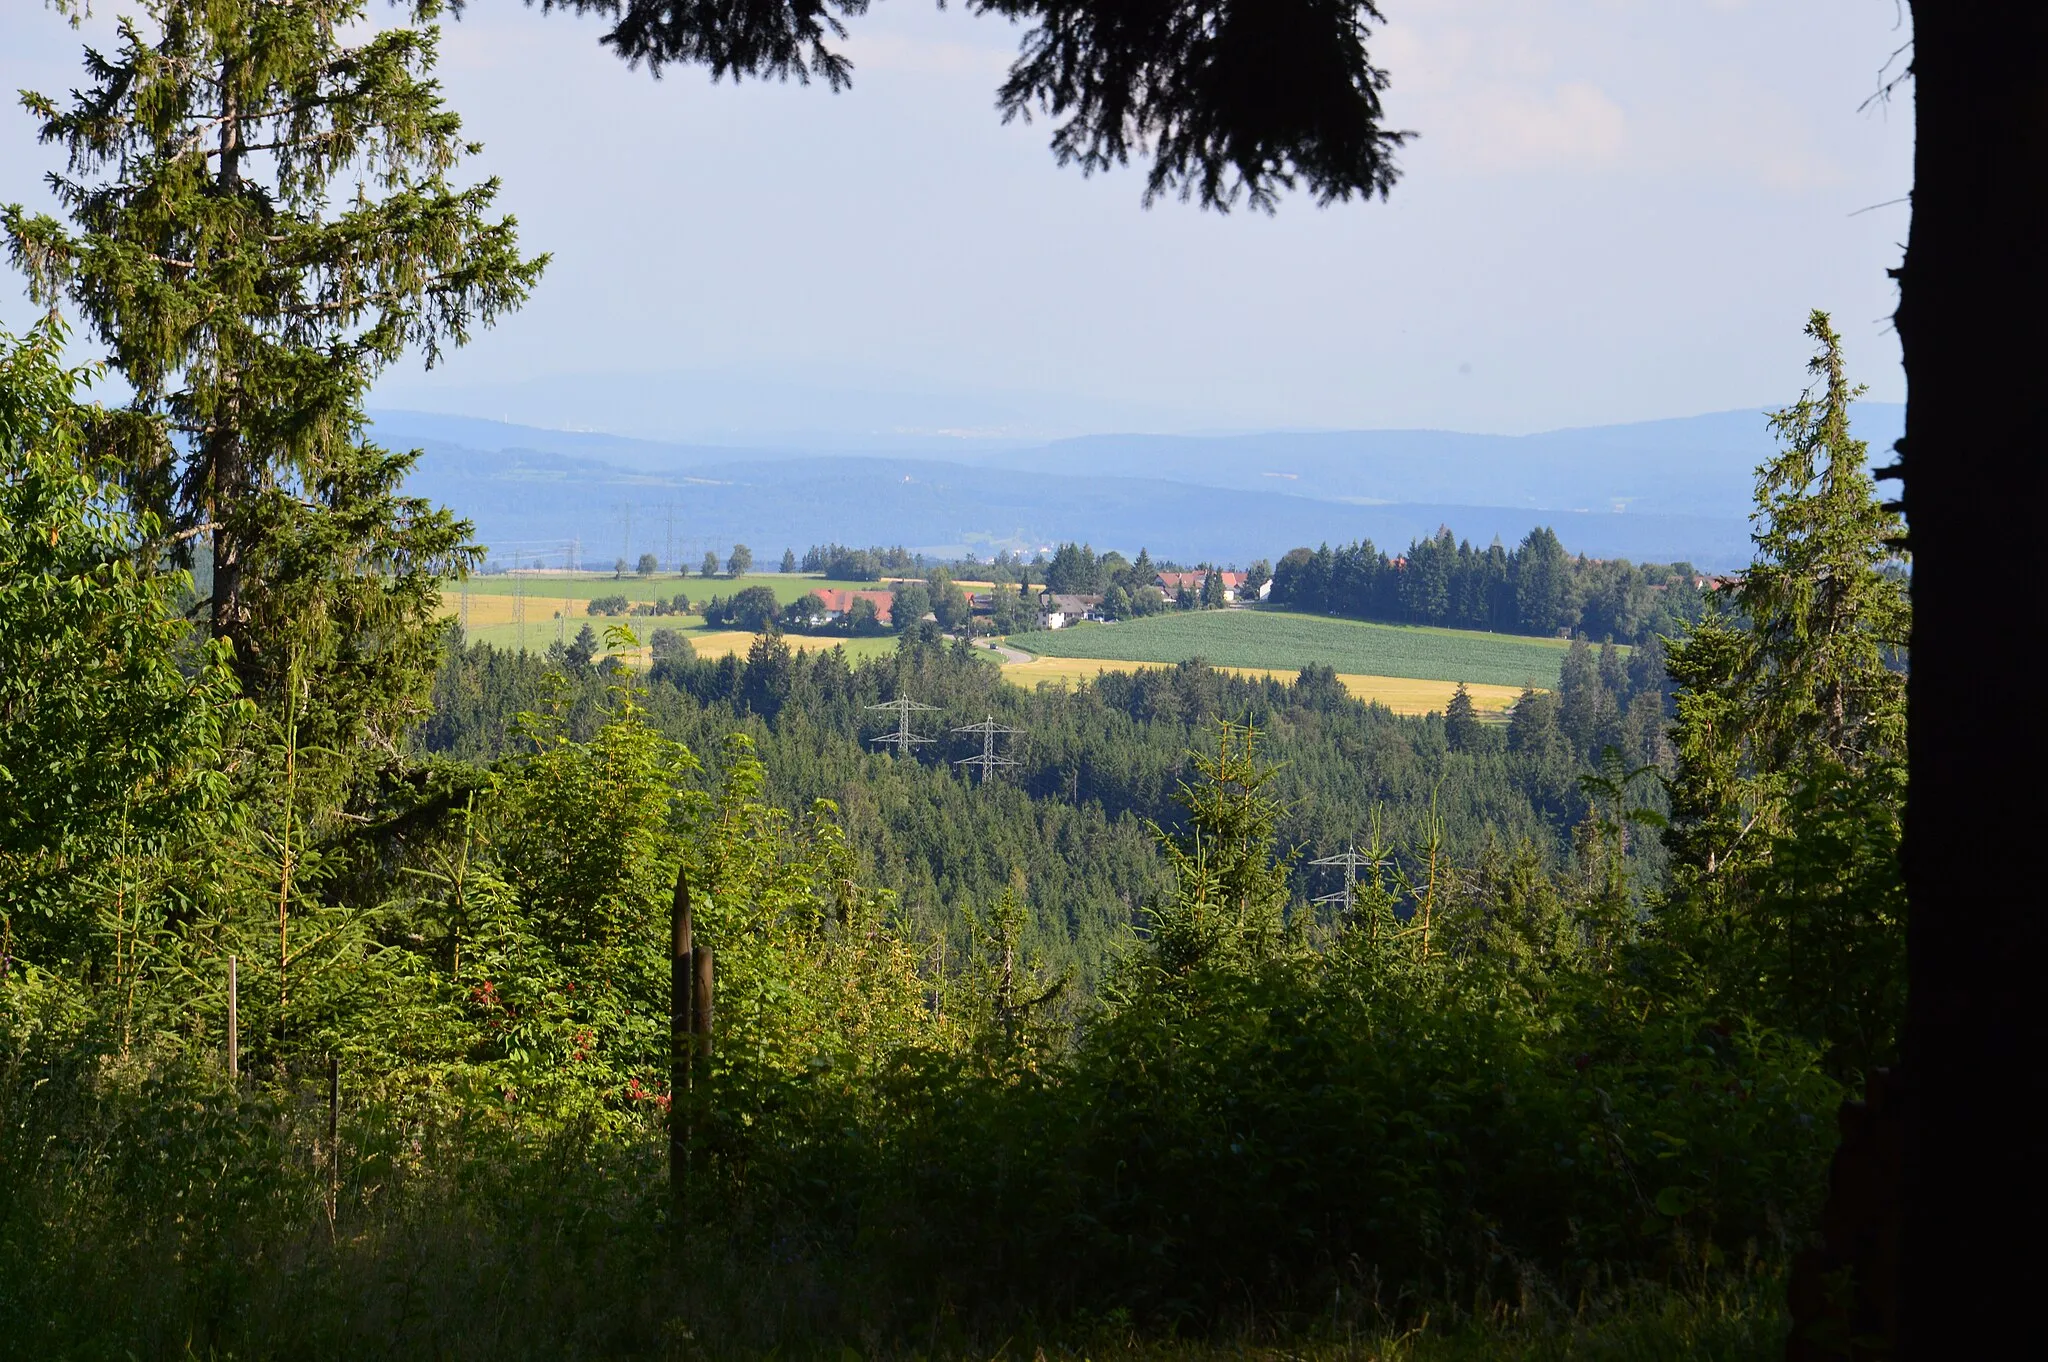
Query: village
[{"left": 792, "top": 567, "right": 1274, "bottom": 633}]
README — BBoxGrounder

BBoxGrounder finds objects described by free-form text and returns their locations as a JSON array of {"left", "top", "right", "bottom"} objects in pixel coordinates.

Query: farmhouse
[
  {"left": 809, "top": 588, "right": 895, "bottom": 626},
  {"left": 1040, "top": 592, "right": 1103, "bottom": 629},
  {"left": 1153, "top": 570, "right": 1271, "bottom": 603}
]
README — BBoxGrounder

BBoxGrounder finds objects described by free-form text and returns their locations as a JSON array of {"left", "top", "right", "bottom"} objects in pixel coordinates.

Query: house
[
  {"left": 1210, "top": 570, "right": 1270, "bottom": 603},
  {"left": 1040, "top": 592, "right": 1103, "bottom": 629},
  {"left": 1154, "top": 570, "right": 1270, "bottom": 603},
  {"left": 810, "top": 588, "right": 895, "bottom": 626}
]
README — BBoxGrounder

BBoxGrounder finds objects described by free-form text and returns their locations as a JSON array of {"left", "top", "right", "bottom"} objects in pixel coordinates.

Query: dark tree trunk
[
  {"left": 669, "top": 863, "right": 693, "bottom": 1243},
  {"left": 1894, "top": 4, "right": 2047, "bottom": 1354}
]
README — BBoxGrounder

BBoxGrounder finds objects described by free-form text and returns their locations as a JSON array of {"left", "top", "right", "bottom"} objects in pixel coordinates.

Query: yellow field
[
  {"left": 446, "top": 591, "right": 587, "bottom": 627},
  {"left": 994, "top": 654, "right": 1524, "bottom": 717}
]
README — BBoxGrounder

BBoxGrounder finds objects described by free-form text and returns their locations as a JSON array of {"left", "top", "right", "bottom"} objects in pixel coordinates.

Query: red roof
[{"left": 812, "top": 588, "right": 894, "bottom": 625}]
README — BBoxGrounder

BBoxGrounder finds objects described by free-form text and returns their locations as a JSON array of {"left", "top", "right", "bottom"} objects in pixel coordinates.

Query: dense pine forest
[{"left": 0, "top": 5, "right": 1911, "bottom": 1358}]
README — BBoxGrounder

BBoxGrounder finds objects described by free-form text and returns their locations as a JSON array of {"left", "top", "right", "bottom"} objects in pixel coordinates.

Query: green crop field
[{"left": 1011, "top": 609, "right": 1580, "bottom": 690}]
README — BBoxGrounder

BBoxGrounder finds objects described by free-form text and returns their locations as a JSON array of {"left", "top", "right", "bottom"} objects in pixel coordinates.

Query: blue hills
[{"left": 371, "top": 403, "right": 1903, "bottom": 572}]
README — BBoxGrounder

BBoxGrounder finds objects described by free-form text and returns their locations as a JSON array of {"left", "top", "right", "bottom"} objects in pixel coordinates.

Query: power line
[
  {"left": 953, "top": 713, "right": 1024, "bottom": 783},
  {"left": 867, "top": 695, "right": 938, "bottom": 756}
]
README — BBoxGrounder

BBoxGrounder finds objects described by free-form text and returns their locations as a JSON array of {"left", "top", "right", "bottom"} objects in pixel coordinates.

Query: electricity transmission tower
[
  {"left": 953, "top": 714, "right": 1024, "bottom": 783},
  {"left": 1309, "top": 847, "right": 1385, "bottom": 916},
  {"left": 867, "top": 695, "right": 938, "bottom": 755},
  {"left": 512, "top": 557, "right": 526, "bottom": 653}
]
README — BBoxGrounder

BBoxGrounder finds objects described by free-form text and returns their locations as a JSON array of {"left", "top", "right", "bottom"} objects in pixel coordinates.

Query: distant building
[
  {"left": 1154, "top": 569, "right": 1268, "bottom": 603},
  {"left": 809, "top": 588, "right": 895, "bottom": 626},
  {"left": 1040, "top": 592, "right": 1103, "bottom": 629}
]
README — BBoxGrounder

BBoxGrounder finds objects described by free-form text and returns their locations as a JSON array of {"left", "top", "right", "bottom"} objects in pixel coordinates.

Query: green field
[{"left": 1012, "top": 609, "right": 1578, "bottom": 690}]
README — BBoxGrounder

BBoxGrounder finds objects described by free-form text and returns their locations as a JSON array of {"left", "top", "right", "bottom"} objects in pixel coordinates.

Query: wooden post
[
  {"left": 669, "top": 865, "right": 693, "bottom": 1242},
  {"left": 693, "top": 946, "right": 714, "bottom": 1058},
  {"left": 226, "top": 954, "right": 239, "bottom": 1080}
]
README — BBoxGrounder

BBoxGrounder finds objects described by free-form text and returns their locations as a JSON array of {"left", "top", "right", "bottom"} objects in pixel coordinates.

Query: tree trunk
[
  {"left": 669, "top": 863, "right": 693, "bottom": 1245},
  {"left": 1894, "top": 4, "right": 2046, "bottom": 1353},
  {"left": 207, "top": 57, "right": 247, "bottom": 660}
]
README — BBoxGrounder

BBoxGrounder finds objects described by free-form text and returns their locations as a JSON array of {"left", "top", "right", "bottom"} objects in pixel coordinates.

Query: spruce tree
[
  {"left": 4, "top": 0, "right": 544, "bottom": 752},
  {"left": 1443, "top": 683, "right": 1480, "bottom": 752},
  {"left": 1661, "top": 312, "right": 1908, "bottom": 1076}
]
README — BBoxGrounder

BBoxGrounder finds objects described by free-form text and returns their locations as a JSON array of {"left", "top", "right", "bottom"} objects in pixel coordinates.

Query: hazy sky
[{"left": 1, "top": 2, "right": 1914, "bottom": 439}]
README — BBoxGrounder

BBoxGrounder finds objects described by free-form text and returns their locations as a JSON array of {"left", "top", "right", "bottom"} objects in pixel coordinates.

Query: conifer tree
[
  {"left": 4, "top": 0, "right": 544, "bottom": 752},
  {"left": 1443, "top": 683, "right": 1480, "bottom": 752},
  {"left": 1661, "top": 312, "right": 1908, "bottom": 1075}
]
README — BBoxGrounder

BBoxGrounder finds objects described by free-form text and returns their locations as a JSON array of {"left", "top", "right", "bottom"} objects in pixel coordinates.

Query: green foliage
[
  {"left": 1659, "top": 313, "right": 1908, "bottom": 1079},
  {"left": 701, "top": 584, "right": 782, "bottom": 631},
  {"left": 1, "top": 320, "right": 239, "bottom": 987},
  {"left": 1271, "top": 524, "right": 1702, "bottom": 645},
  {"left": 0, "top": 32, "right": 1899, "bottom": 1341},
  {"left": 3, "top": 0, "right": 542, "bottom": 735}
]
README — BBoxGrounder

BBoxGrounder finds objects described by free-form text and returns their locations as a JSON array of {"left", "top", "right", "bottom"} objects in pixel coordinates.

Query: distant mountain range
[{"left": 370, "top": 404, "right": 1904, "bottom": 573}]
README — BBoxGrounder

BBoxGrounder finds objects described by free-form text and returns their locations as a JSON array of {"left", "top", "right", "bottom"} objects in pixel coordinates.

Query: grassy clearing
[
  {"left": 993, "top": 651, "right": 1523, "bottom": 717},
  {"left": 1012, "top": 609, "right": 1575, "bottom": 690}
]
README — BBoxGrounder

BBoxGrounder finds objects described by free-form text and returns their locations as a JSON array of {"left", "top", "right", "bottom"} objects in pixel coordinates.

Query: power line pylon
[
  {"left": 868, "top": 695, "right": 939, "bottom": 756},
  {"left": 953, "top": 713, "right": 1023, "bottom": 783},
  {"left": 1309, "top": 847, "right": 1384, "bottom": 916},
  {"left": 512, "top": 556, "right": 527, "bottom": 654}
]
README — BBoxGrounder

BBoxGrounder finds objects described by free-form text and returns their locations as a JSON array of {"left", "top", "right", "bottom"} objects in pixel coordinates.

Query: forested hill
[
  {"left": 424, "top": 628, "right": 1673, "bottom": 987},
  {"left": 373, "top": 404, "right": 1904, "bottom": 570}
]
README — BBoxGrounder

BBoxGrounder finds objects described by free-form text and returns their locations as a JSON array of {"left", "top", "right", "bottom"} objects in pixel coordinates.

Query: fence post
[
  {"left": 693, "top": 947, "right": 714, "bottom": 1059},
  {"left": 227, "top": 954, "right": 239, "bottom": 1080},
  {"left": 669, "top": 864, "right": 693, "bottom": 1247}
]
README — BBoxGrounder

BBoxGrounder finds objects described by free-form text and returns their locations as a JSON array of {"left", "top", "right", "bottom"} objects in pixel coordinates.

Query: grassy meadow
[{"left": 1011, "top": 609, "right": 1579, "bottom": 690}]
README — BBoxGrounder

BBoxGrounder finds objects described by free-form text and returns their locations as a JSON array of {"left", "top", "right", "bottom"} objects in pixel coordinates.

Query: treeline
[
  {"left": 586, "top": 591, "right": 691, "bottom": 616},
  {"left": 1271, "top": 525, "right": 1707, "bottom": 643},
  {"left": 800, "top": 542, "right": 919, "bottom": 581}
]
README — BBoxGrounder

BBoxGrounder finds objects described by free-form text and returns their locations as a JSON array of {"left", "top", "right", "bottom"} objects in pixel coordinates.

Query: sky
[{"left": 0, "top": 1, "right": 1916, "bottom": 442}]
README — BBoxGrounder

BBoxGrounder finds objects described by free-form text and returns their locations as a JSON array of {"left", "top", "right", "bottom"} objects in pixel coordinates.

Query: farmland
[
  {"left": 449, "top": 571, "right": 882, "bottom": 605},
  {"left": 1010, "top": 608, "right": 1577, "bottom": 690},
  {"left": 991, "top": 651, "right": 1524, "bottom": 716},
  {"left": 440, "top": 572, "right": 901, "bottom": 663}
]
